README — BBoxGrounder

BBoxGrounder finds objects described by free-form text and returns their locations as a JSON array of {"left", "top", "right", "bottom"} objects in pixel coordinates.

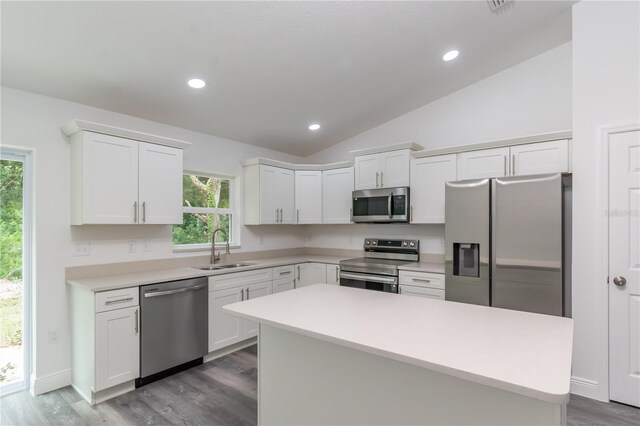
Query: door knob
[{"left": 613, "top": 276, "right": 627, "bottom": 287}]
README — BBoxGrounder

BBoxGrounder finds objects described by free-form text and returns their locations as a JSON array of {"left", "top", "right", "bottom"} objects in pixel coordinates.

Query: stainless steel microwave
[{"left": 351, "top": 187, "right": 410, "bottom": 223}]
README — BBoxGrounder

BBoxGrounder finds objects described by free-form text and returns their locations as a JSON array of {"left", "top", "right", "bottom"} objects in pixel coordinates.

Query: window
[{"left": 173, "top": 173, "right": 234, "bottom": 248}]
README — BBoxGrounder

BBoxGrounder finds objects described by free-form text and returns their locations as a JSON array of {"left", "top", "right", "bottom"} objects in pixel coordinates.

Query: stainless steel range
[{"left": 339, "top": 238, "right": 420, "bottom": 293}]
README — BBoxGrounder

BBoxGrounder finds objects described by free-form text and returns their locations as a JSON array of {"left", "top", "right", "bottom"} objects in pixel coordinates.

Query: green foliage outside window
[
  {"left": 0, "top": 160, "right": 23, "bottom": 280},
  {"left": 173, "top": 175, "right": 232, "bottom": 245}
]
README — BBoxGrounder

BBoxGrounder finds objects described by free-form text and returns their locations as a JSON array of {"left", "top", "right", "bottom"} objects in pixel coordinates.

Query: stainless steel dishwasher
[{"left": 137, "top": 277, "right": 208, "bottom": 387}]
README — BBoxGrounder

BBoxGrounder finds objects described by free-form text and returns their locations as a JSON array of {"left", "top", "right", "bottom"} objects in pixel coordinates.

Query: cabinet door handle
[
  {"left": 411, "top": 205, "right": 414, "bottom": 223},
  {"left": 241, "top": 288, "right": 244, "bottom": 301},
  {"left": 142, "top": 201, "right": 146, "bottom": 223},
  {"left": 297, "top": 265, "right": 301, "bottom": 280},
  {"left": 133, "top": 201, "right": 138, "bottom": 223},
  {"left": 275, "top": 208, "right": 278, "bottom": 223},
  {"left": 293, "top": 278, "right": 297, "bottom": 289},
  {"left": 512, "top": 154, "right": 516, "bottom": 175},
  {"left": 399, "top": 286, "right": 402, "bottom": 294},
  {"left": 380, "top": 171, "right": 384, "bottom": 187},
  {"left": 105, "top": 297, "right": 134, "bottom": 305},
  {"left": 335, "top": 267, "right": 339, "bottom": 282},
  {"left": 296, "top": 209, "right": 299, "bottom": 224},
  {"left": 246, "top": 287, "right": 250, "bottom": 300},
  {"left": 503, "top": 156, "right": 507, "bottom": 176},
  {"left": 134, "top": 309, "right": 138, "bottom": 334},
  {"left": 375, "top": 172, "right": 379, "bottom": 188}
]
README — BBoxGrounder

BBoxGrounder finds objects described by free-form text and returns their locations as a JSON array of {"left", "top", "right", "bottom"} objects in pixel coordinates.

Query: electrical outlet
[
  {"left": 439, "top": 238, "right": 445, "bottom": 247},
  {"left": 128, "top": 240, "right": 136, "bottom": 253},
  {"left": 142, "top": 240, "right": 150, "bottom": 252},
  {"left": 48, "top": 329, "right": 58, "bottom": 344},
  {"left": 73, "top": 241, "right": 91, "bottom": 257}
]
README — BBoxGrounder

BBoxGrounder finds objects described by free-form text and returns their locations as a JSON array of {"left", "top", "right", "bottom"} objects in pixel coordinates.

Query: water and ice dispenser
[{"left": 453, "top": 243, "right": 480, "bottom": 278}]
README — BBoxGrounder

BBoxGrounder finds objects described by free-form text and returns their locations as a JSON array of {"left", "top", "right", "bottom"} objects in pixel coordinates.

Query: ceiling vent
[{"left": 487, "top": 0, "right": 514, "bottom": 13}]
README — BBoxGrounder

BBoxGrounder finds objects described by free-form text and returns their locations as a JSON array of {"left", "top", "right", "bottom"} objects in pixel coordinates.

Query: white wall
[
  {"left": 0, "top": 86, "right": 306, "bottom": 390},
  {"left": 570, "top": 1, "right": 640, "bottom": 401},
  {"left": 304, "top": 42, "right": 572, "bottom": 255}
]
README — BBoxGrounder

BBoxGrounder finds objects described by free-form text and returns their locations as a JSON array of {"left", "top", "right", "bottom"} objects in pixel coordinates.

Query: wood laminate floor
[{"left": 1, "top": 344, "right": 638, "bottom": 426}]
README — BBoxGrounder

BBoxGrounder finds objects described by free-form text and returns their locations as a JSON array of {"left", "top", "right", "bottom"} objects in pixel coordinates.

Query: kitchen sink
[{"left": 194, "top": 262, "right": 255, "bottom": 271}]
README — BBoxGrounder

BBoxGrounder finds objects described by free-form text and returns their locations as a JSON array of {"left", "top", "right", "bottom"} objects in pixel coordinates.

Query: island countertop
[{"left": 224, "top": 284, "right": 574, "bottom": 404}]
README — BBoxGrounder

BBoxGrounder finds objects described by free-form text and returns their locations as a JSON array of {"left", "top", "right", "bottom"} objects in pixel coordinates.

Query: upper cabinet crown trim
[
  {"left": 241, "top": 157, "right": 353, "bottom": 171},
  {"left": 61, "top": 119, "right": 191, "bottom": 150},
  {"left": 349, "top": 141, "right": 424, "bottom": 157},
  {"left": 411, "top": 130, "right": 572, "bottom": 159}
]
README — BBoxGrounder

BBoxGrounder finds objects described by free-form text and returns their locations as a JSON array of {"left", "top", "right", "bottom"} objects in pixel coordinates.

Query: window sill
[{"left": 173, "top": 243, "right": 242, "bottom": 254}]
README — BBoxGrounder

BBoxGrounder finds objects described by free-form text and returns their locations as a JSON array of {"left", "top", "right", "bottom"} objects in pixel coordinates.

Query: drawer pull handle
[
  {"left": 279, "top": 271, "right": 292, "bottom": 275},
  {"left": 105, "top": 297, "right": 134, "bottom": 305},
  {"left": 134, "top": 309, "right": 139, "bottom": 334},
  {"left": 412, "top": 278, "right": 431, "bottom": 283}
]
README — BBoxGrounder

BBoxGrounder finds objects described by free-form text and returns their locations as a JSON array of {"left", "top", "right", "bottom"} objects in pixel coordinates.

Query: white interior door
[{"left": 609, "top": 129, "right": 640, "bottom": 407}]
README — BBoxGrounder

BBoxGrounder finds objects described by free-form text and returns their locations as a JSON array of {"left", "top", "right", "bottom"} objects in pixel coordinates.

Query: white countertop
[
  {"left": 224, "top": 285, "right": 573, "bottom": 404},
  {"left": 67, "top": 255, "right": 350, "bottom": 292}
]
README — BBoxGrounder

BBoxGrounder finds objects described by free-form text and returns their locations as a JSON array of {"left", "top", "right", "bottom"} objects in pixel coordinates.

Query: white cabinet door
[
  {"left": 243, "top": 281, "right": 273, "bottom": 337},
  {"left": 273, "top": 277, "right": 295, "bottom": 293},
  {"left": 295, "top": 171, "right": 322, "bottom": 224},
  {"left": 208, "top": 287, "right": 243, "bottom": 352},
  {"left": 138, "top": 142, "right": 183, "bottom": 224},
  {"left": 380, "top": 150, "right": 411, "bottom": 188},
  {"left": 410, "top": 154, "right": 457, "bottom": 223},
  {"left": 326, "top": 264, "right": 340, "bottom": 285},
  {"left": 277, "top": 168, "right": 295, "bottom": 224},
  {"left": 322, "top": 167, "right": 354, "bottom": 224},
  {"left": 296, "top": 263, "right": 326, "bottom": 287},
  {"left": 81, "top": 131, "right": 138, "bottom": 224},
  {"left": 95, "top": 306, "right": 139, "bottom": 391},
  {"left": 259, "top": 165, "right": 279, "bottom": 224},
  {"left": 354, "top": 154, "right": 381, "bottom": 190},
  {"left": 457, "top": 147, "right": 510, "bottom": 180},
  {"left": 399, "top": 285, "right": 444, "bottom": 300},
  {"left": 510, "top": 140, "right": 569, "bottom": 176}
]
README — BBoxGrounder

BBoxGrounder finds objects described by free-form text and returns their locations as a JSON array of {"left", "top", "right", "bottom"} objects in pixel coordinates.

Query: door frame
[
  {"left": 0, "top": 147, "right": 33, "bottom": 395},
  {"left": 601, "top": 123, "right": 640, "bottom": 402}
]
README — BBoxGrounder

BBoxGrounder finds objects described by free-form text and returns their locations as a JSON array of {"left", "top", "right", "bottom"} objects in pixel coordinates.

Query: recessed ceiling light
[
  {"left": 308, "top": 123, "right": 321, "bottom": 131},
  {"left": 442, "top": 50, "right": 459, "bottom": 62},
  {"left": 187, "top": 78, "right": 206, "bottom": 89}
]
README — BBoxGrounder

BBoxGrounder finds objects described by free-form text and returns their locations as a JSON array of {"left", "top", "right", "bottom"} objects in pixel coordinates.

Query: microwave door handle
[{"left": 388, "top": 193, "right": 392, "bottom": 219}]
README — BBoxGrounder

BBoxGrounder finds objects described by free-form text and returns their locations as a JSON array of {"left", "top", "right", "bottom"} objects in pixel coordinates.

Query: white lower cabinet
[
  {"left": 273, "top": 265, "right": 296, "bottom": 293},
  {"left": 208, "top": 268, "right": 273, "bottom": 352},
  {"left": 399, "top": 271, "right": 445, "bottom": 300},
  {"left": 295, "top": 263, "right": 328, "bottom": 287},
  {"left": 69, "top": 285, "right": 140, "bottom": 405},
  {"left": 95, "top": 306, "right": 140, "bottom": 391},
  {"left": 326, "top": 264, "right": 340, "bottom": 285}
]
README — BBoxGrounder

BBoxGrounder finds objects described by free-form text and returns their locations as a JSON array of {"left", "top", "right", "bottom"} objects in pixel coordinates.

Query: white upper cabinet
[
  {"left": 457, "top": 147, "right": 510, "bottom": 180},
  {"left": 354, "top": 149, "right": 411, "bottom": 190},
  {"left": 410, "top": 154, "right": 457, "bottom": 223},
  {"left": 380, "top": 150, "right": 411, "bottom": 188},
  {"left": 322, "top": 167, "right": 354, "bottom": 224},
  {"left": 295, "top": 171, "right": 322, "bottom": 224},
  {"left": 70, "top": 131, "right": 183, "bottom": 225},
  {"left": 244, "top": 164, "right": 295, "bottom": 225},
  {"left": 138, "top": 142, "right": 183, "bottom": 224},
  {"left": 509, "top": 140, "right": 569, "bottom": 176}
]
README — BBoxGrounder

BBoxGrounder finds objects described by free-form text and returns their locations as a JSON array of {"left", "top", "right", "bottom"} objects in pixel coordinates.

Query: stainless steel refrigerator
[{"left": 444, "top": 173, "right": 571, "bottom": 317}]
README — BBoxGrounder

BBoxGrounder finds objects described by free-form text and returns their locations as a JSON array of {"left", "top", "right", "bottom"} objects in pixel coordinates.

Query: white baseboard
[
  {"left": 571, "top": 375, "right": 607, "bottom": 402},
  {"left": 31, "top": 369, "right": 71, "bottom": 395}
]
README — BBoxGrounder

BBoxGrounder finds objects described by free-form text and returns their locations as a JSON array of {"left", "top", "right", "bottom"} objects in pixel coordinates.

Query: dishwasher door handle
[{"left": 143, "top": 283, "right": 207, "bottom": 298}]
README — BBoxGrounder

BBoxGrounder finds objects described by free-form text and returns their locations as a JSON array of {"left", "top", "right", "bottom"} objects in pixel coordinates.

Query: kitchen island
[{"left": 224, "top": 284, "right": 573, "bottom": 426}]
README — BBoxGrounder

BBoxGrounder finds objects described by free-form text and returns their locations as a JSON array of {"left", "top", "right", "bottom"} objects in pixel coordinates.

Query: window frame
[{"left": 172, "top": 171, "right": 240, "bottom": 252}]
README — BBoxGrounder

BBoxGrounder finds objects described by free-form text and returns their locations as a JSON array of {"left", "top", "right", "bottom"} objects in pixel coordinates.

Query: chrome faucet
[{"left": 210, "top": 228, "right": 230, "bottom": 264}]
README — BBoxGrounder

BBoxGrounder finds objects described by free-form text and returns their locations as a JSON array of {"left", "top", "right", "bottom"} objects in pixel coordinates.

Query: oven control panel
[{"left": 363, "top": 238, "right": 419, "bottom": 252}]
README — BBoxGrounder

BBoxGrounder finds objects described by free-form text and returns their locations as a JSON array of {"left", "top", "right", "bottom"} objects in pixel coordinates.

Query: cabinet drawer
[
  {"left": 95, "top": 287, "right": 139, "bottom": 313},
  {"left": 209, "top": 268, "right": 273, "bottom": 291},
  {"left": 399, "top": 271, "right": 445, "bottom": 289},
  {"left": 273, "top": 277, "right": 295, "bottom": 294},
  {"left": 399, "top": 285, "right": 445, "bottom": 300},
  {"left": 273, "top": 265, "right": 295, "bottom": 280}
]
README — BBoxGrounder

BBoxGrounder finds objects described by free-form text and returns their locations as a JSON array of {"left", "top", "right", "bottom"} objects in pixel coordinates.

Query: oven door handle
[{"left": 340, "top": 272, "right": 397, "bottom": 284}]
